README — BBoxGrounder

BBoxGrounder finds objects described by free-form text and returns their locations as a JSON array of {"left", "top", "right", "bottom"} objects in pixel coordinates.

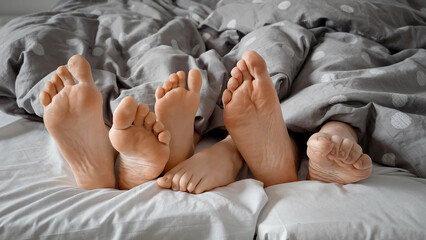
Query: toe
[
  {"left": 44, "top": 81, "right": 57, "bottom": 97},
  {"left": 39, "top": 91, "right": 52, "bottom": 107},
  {"left": 337, "top": 138, "right": 354, "bottom": 163},
  {"left": 237, "top": 60, "right": 252, "bottom": 81},
  {"left": 163, "top": 80, "right": 173, "bottom": 93},
  {"left": 231, "top": 67, "right": 243, "bottom": 84},
  {"left": 157, "top": 175, "right": 173, "bottom": 189},
  {"left": 56, "top": 66, "right": 75, "bottom": 86},
  {"left": 227, "top": 77, "right": 239, "bottom": 92},
  {"left": 242, "top": 50, "right": 270, "bottom": 80},
  {"left": 169, "top": 73, "right": 179, "bottom": 89},
  {"left": 179, "top": 172, "right": 192, "bottom": 192},
  {"left": 222, "top": 89, "right": 232, "bottom": 107},
  {"left": 354, "top": 154, "right": 372, "bottom": 170},
  {"left": 51, "top": 73, "right": 65, "bottom": 92},
  {"left": 112, "top": 96, "right": 138, "bottom": 130},
  {"left": 67, "top": 55, "right": 94, "bottom": 83},
  {"left": 152, "top": 121, "right": 165, "bottom": 136},
  {"left": 144, "top": 112, "right": 156, "bottom": 129},
  {"left": 157, "top": 130, "right": 171, "bottom": 145},
  {"left": 171, "top": 170, "right": 185, "bottom": 191},
  {"left": 134, "top": 103, "right": 149, "bottom": 126},
  {"left": 329, "top": 135, "right": 344, "bottom": 160},
  {"left": 188, "top": 69, "right": 202, "bottom": 93},
  {"left": 187, "top": 175, "right": 202, "bottom": 193},
  {"left": 307, "top": 133, "right": 334, "bottom": 157},
  {"left": 348, "top": 144, "right": 363, "bottom": 165},
  {"left": 157, "top": 166, "right": 182, "bottom": 189},
  {"left": 193, "top": 179, "right": 211, "bottom": 194},
  {"left": 155, "top": 86, "right": 165, "bottom": 100},
  {"left": 177, "top": 71, "right": 186, "bottom": 88}
]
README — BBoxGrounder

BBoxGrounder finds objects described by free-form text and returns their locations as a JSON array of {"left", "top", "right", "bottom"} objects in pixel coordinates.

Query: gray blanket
[{"left": 0, "top": 0, "right": 425, "bottom": 177}]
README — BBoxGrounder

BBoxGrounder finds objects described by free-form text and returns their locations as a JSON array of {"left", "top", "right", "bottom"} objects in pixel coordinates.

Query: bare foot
[
  {"left": 109, "top": 96, "right": 171, "bottom": 190},
  {"left": 222, "top": 51, "right": 299, "bottom": 187},
  {"left": 157, "top": 135, "right": 243, "bottom": 194},
  {"left": 154, "top": 70, "right": 202, "bottom": 172},
  {"left": 307, "top": 121, "right": 372, "bottom": 184},
  {"left": 39, "top": 55, "right": 116, "bottom": 190}
]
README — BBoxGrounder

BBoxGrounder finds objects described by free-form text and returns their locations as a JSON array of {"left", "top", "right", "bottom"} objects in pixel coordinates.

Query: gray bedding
[{"left": 0, "top": 0, "right": 425, "bottom": 177}]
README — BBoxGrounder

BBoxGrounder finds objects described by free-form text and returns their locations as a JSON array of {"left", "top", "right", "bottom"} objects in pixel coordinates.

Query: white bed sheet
[
  {"left": 257, "top": 159, "right": 426, "bottom": 239},
  {"left": 0, "top": 111, "right": 268, "bottom": 239}
]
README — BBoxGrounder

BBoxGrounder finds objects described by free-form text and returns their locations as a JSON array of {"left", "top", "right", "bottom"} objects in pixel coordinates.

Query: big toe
[
  {"left": 67, "top": 55, "right": 94, "bottom": 83},
  {"left": 242, "top": 51, "right": 269, "bottom": 80},
  {"left": 188, "top": 69, "right": 202, "bottom": 93},
  {"left": 307, "top": 132, "right": 334, "bottom": 157},
  {"left": 112, "top": 96, "right": 139, "bottom": 130}
]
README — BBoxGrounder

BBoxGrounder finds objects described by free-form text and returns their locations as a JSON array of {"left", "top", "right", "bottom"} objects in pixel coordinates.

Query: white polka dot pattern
[
  {"left": 417, "top": 71, "right": 426, "bottom": 86},
  {"left": 329, "top": 95, "right": 348, "bottom": 104},
  {"left": 139, "top": 44, "right": 149, "bottom": 52},
  {"left": 119, "top": 32, "right": 127, "bottom": 43},
  {"left": 244, "top": 37, "right": 256, "bottom": 47},
  {"left": 66, "top": 39, "right": 79, "bottom": 46},
  {"left": 202, "top": 33, "right": 211, "bottom": 41},
  {"left": 321, "top": 73, "right": 336, "bottom": 83},
  {"left": 227, "top": 19, "right": 236, "bottom": 29},
  {"left": 278, "top": 1, "right": 291, "bottom": 10},
  {"left": 340, "top": 5, "right": 354, "bottom": 13},
  {"left": 369, "top": 69, "right": 386, "bottom": 75},
  {"left": 392, "top": 94, "right": 408, "bottom": 108},
  {"left": 171, "top": 39, "right": 179, "bottom": 49},
  {"left": 91, "top": 10, "right": 102, "bottom": 15},
  {"left": 92, "top": 47, "right": 104, "bottom": 56},
  {"left": 311, "top": 51, "right": 325, "bottom": 61},
  {"left": 391, "top": 112, "right": 412, "bottom": 129},
  {"left": 382, "top": 153, "right": 396, "bottom": 166},
  {"left": 33, "top": 43, "right": 45, "bottom": 56}
]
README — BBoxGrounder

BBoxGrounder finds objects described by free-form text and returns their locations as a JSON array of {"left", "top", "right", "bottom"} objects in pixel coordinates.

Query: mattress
[{"left": 0, "top": 108, "right": 267, "bottom": 239}]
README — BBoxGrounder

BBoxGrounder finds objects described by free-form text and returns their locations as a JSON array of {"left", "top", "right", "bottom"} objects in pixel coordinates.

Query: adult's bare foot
[
  {"left": 109, "top": 97, "right": 171, "bottom": 190},
  {"left": 154, "top": 70, "right": 202, "bottom": 172},
  {"left": 307, "top": 121, "right": 372, "bottom": 184},
  {"left": 222, "top": 51, "right": 299, "bottom": 187},
  {"left": 157, "top": 135, "right": 243, "bottom": 194},
  {"left": 39, "top": 55, "right": 116, "bottom": 190}
]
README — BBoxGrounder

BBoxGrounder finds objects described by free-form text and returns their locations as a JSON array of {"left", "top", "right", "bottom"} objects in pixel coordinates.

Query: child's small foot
[
  {"left": 154, "top": 70, "right": 202, "bottom": 172},
  {"left": 307, "top": 121, "right": 372, "bottom": 184},
  {"left": 222, "top": 51, "right": 298, "bottom": 186},
  {"left": 157, "top": 136, "right": 243, "bottom": 194},
  {"left": 109, "top": 97, "right": 171, "bottom": 190},
  {"left": 39, "top": 55, "right": 116, "bottom": 190}
]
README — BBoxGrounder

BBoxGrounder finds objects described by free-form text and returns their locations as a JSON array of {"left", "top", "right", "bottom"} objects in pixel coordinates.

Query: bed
[{"left": 1, "top": 0, "right": 426, "bottom": 239}]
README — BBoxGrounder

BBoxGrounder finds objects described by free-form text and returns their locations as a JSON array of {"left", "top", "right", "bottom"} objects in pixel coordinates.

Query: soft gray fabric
[{"left": 0, "top": 0, "right": 425, "bottom": 177}]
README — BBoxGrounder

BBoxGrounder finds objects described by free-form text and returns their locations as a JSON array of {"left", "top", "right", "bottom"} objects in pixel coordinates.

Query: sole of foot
[
  {"left": 39, "top": 55, "right": 116, "bottom": 190},
  {"left": 154, "top": 69, "right": 202, "bottom": 172},
  {"left": 109, "top": 96, "right": 171, "bottom": 190},
  {"left": 222, "top": 51, "right": 298, "bottom": 187}
]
